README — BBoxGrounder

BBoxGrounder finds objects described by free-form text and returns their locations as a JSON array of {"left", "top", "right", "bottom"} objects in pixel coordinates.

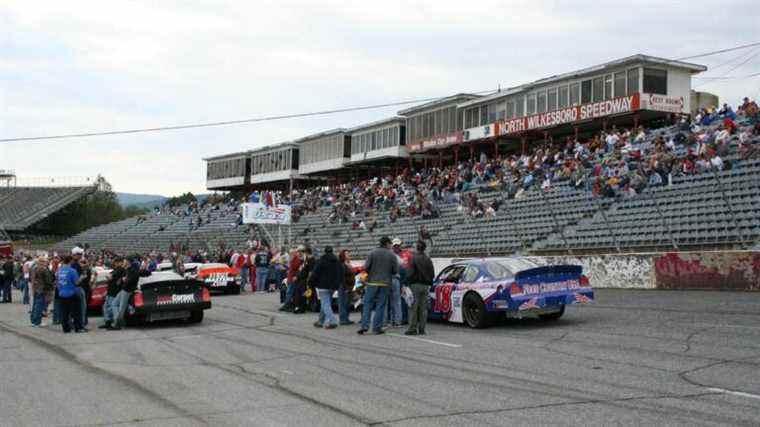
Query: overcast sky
[{"left": 2, "top": 1, "right": 759, "bottom": 195}]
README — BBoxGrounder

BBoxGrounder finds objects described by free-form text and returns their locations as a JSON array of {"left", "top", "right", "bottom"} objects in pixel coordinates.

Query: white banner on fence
[{"left": 241, "top": 203, "right": 291, "bottom": 225}]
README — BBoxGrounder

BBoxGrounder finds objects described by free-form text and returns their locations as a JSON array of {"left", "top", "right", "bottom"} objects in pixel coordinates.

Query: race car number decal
[
  {"left": 157, "top": 294, "right": 196, "bottom": 305},
  {"left": 434, "top": 283, "right": 454, "bottom": 313}
]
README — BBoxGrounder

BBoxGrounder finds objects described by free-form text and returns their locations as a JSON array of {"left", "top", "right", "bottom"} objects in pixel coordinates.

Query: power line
[
  {"left": 694, "top": 71, "right": 760, "bottom": 80},
  {"left": 0, "top": 89, "right": 498, "bottom": 143},
  {"left": 675, "top": 41, "right": 760, "bottom": 61},
  {"left": 694, "top": 48, "right": 760, "bottom": 88},
  {"left": 5, "top": 41, "right": 760, "bottom": 144}
]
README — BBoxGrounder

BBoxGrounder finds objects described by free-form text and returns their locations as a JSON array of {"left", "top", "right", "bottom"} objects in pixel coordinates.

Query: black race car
[{"left": 129, "top": 271, "right": 212, "bottom": 324}]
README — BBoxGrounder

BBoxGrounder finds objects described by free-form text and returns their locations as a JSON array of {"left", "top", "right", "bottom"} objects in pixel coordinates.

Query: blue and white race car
[{"left": 429, "top": 257, "right": 593, "bottom": 328}]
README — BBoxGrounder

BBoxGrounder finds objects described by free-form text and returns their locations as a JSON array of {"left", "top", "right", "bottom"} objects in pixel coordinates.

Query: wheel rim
[{"left": 463, "top": 299, "right": 480, "bottom": 327}]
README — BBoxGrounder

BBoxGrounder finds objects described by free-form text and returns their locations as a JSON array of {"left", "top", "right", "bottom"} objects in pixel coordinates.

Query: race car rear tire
[
  {"left": 188, "top": 310, "right": 204, "bottom": 324},
  {"left": 228, "top": 285, "right": 241, "bottom": 295},
  {"left": 539, "top": 305, "right": 565, "bottom": 321},
  {"left": 462, "top": 293, "right": 489, "bottom": 329}
]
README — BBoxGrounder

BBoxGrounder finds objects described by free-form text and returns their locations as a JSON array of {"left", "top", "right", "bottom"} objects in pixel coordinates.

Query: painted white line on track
[
  {"left": 706, "top": 387, "right": 760, "bottom": 401},
  {"left": 387, "top": 333, "right": 462, "bottom": 348}
]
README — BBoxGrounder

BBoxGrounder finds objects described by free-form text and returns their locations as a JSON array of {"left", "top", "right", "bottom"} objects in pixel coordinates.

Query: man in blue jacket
[{"left": 57, "top": 256, "right": 86, "bottom": 333}]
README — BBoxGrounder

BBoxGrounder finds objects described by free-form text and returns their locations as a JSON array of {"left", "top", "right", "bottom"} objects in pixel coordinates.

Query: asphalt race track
[{"left": 1, "top": 289, "right": 759, "bottom": 426}]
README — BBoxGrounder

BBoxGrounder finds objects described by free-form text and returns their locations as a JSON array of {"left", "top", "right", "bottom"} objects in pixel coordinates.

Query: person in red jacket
[
  {"left": 278, "top": 246, "right": 303, "bottom": 312},
  {"left": 235, "top": 250, "right": 248, "bottom": 292}
]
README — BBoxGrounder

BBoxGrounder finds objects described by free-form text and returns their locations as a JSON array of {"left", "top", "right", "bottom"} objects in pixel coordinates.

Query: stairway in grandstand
[{"left": 0, "top": 185, "right": 98, "bottom": 231}]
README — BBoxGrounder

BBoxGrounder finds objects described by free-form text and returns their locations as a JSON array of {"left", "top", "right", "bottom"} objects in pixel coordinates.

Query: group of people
[
  {"left": 276, "top": 236, "right": 435, "bottom": 336},
  {"left": 2, "top": 248, "right": 152, "bottom": 333},
  {"left": 275, "top": 98, "right": 760, "bottom": 228}
]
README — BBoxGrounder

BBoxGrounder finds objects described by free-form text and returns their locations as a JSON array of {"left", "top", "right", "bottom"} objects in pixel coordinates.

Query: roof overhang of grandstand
[
  {"left": 398, "top": 93, "right": 481, "bottom": 116},
  {"left": 348, "top": 116, "right": 406, "bottom": 133},
  {"left": 202, "top": 150, "right": 251, "bottom": 162},
  {"left": 292, "top": 128, "right": 347, "bottom": 144},
  {"left": 457, "top": 54, "right": 707, "bottom": 109}
]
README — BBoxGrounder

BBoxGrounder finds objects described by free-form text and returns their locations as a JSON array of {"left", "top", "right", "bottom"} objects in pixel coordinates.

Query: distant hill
[
  {"left": 116, "top": 193, "right": 167, "bottom": 209},
  {"left": 115, "top": 193, "right": 213, "bottom": 209}
]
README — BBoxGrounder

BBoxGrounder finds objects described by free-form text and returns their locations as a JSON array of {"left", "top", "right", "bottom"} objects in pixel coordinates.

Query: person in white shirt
[{"left": 710, "top": 155, "right": 724, "bottom": 171}]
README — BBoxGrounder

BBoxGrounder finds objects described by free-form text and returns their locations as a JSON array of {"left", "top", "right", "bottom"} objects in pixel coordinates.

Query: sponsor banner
[
  {"left": 408, "top": 132, "right": 463, "bottom": 153},
  {"left": 640, "top": 93, "right": 685, "bottom": 114},
  {"left": 501, "top": 93, "right": 641, "bottom": 136},
  {"left": 463, "top": 123, "right": 499, "bottom": 142},
  {"left": 241, "top": 203, "right": 291, "bottom": 225}
]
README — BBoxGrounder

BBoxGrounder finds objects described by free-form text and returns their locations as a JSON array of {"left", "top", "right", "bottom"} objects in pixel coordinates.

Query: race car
[
  {"left": 430, "top": 257, "right": 593, "bottom": 328},
  {"left": 183, "top": 263, "right": 241, "bottom": 294},
  {"left": 130, "top": 271, "right": 211, "bottom": 324},
  {"left": 88, "top": 267, "right": 112, "bottom": 312}
]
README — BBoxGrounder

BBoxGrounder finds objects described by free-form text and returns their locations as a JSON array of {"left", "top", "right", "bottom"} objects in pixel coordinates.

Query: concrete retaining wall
[{"left": 430, "top": 251, "right": 760, "bottom": 291}]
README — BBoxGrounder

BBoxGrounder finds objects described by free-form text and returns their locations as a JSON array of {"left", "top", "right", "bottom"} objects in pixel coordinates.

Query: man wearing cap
[
  {"left": 56, "top": 255, "right": 86, "bottom": 333},
  {"left": 70, "top": 247, "right": 89, "bottom": 327},
  {"left": 389, "top": 238, "right": 413, "bottom": 327},
  {"left": 358, "top": 236, "right": 399, "bottom": 335}
]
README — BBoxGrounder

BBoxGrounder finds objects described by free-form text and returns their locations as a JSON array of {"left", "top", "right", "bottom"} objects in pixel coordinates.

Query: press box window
[
  {"left": 581, "top": 80, "right": 592, "bottom": 104},
  {"left": 643, "top": 68, "right": 667, "bottom": 95},
  {"left": 537, "top": 92, "right": 547, "bottom": 113},
  {"left": 627, "top": 68, "right": 639, "bottom": 95},
  {"left": 614, "top": 72, "right": 626, "bottom": 98},
  {"left": 592, "top": 77, "right": 603, "bottom": 102},
  {"left": 569, "top": 83, "right": 580, "bottom": 106}
]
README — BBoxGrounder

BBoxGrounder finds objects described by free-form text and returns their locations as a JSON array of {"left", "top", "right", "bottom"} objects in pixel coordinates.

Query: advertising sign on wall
[
  {"left": 640, "top": 93, "right": 685, "bottom": 114},
  {"left": 407, "top": 132, "right": 464, "bottom": 153},
  {"left": 241, "top": 203, "right": 291, "bottom": 225},
  {"left": 501, "top": 93, "right": 641, "bottom": 136}
]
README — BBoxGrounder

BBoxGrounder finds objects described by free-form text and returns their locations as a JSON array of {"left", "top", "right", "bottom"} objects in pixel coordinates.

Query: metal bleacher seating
[
  {"left": 53, "top": 121, "right": 760, "bottom": 257},
  {"left": 0, "top": 186, "right": 97, "bottom": 231}
]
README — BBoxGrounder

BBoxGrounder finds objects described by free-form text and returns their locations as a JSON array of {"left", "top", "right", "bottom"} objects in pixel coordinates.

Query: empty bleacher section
[{"left": 0, "top": 186, "right": 97, "bottom": 231}]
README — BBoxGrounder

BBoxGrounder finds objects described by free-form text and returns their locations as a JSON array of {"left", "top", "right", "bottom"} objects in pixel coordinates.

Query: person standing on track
[
  {"left": 405, "top": 241, "right": 435, "bottom": 336},
  {"left": 293, "top": 247, "right": 315, "bottom": 314},
  {"left": 338, "top": 249, "right": 355, "bottom": 325},
  {"left": 254, "top": 245, "right": 271, "bottom": 293},
  {"left": 56, "top": 256, "right": 86, "bottom": 333},
  {"left": 111, "top": 256, "right": 140, "bottom": 330},
  {"left": 279, "top": 246, "right": 303, "bottom": 312},
  {"left": 358, "top": 236, "right": 398, "bottom": 335},
  {"left": 30, "top": 257, "right": 55, "bottom": 327},
  {"left": 309, "top": 246, "right": 340, "bottom": 329},
  {"left": 0, "top": 255, "right": 14, "bottom": 303},
  {"left": 100, "top": 256, "right": 125, "bottom": 330}
]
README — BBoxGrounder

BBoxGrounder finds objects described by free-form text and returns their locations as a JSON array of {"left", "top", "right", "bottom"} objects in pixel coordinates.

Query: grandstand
[
  {"left": 53, "top": 117, "right": 760, "bottom": 257},
  {"left": 50, "top": 54, "right": 760, "bottom": 258},
  {"left": 0, "top": 172, "right": 100, "bottom": 245}
]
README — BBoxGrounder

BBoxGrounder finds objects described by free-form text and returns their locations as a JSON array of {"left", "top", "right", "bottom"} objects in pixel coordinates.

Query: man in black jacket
[
  {"left": 0, "top": 256, "right": 14, "bottom": 303},
  {"left": 100, "top": 257, "right": 125, "bottom": 330},
  {"left": 111, "top": 256, "right": 141, "bottom": 330},
  {"left": 309, "top": 246, "right": 340, "bottom": 329},
  {"left": 405, "top": 241, "right": 435, "bottom": 336}
]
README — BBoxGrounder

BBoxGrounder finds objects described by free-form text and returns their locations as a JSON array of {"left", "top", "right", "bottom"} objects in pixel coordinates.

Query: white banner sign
[{"left": 241, "top": 203, "right": 291, "bottom": 225}]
